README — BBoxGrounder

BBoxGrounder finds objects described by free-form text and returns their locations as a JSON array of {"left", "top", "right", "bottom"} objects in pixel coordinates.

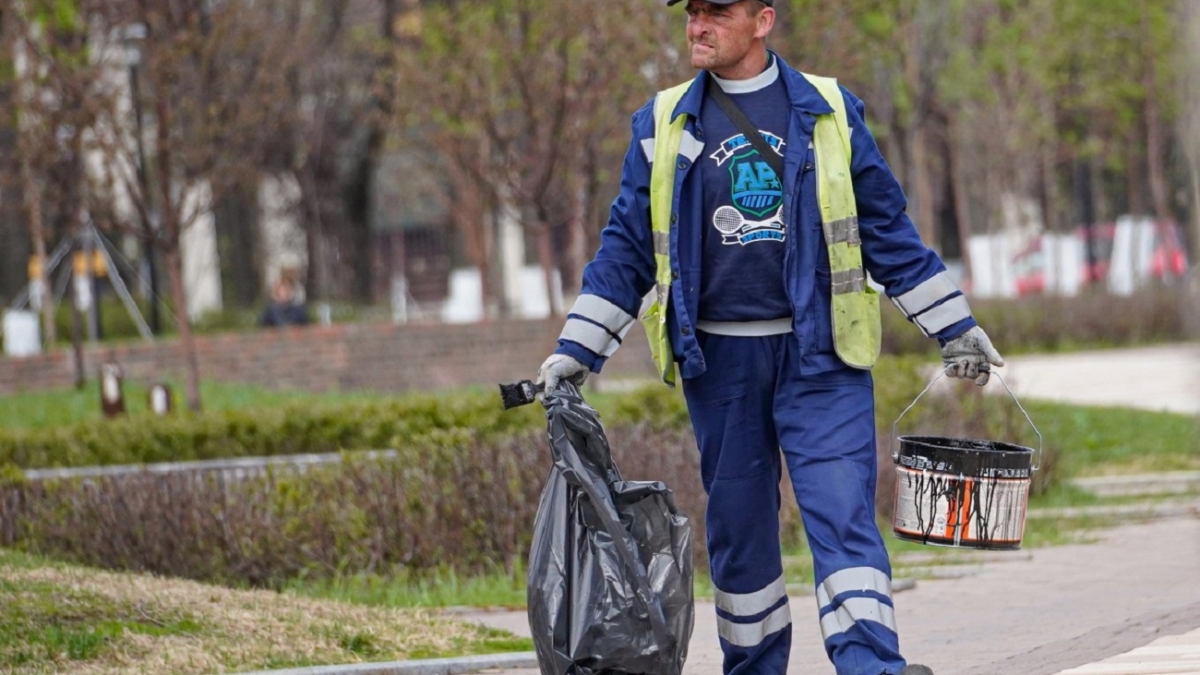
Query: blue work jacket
[{"left": 557, "top": 54, "right": 975, "bottom": 380}]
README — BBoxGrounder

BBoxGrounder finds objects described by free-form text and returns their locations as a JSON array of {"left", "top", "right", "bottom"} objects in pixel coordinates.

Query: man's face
[
  {"left": 273, "top": 281, "right": 294, "bottom": 303},
  {"left": 685, "top": 0, "right": 769, "bottom": 75}
]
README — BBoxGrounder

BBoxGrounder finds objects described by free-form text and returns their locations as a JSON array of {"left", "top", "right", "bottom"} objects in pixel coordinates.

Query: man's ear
[{"left": 756, "top": 7, "right": 775, "bottom": 39}]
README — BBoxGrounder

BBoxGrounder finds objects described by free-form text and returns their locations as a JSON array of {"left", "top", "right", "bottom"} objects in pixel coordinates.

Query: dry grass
[{"left": 0, "top": 550, "right": 526, "bottom": 675}]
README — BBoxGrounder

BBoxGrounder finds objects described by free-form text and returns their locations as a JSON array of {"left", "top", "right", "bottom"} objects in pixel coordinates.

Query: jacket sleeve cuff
[
  {"left": 888, "top": 271, "right": 979, "bottom": 345},
  {"left": 934, "top": 317, "right": 978, "bottom": 347},
  {"left": 560, "top": 295, "right": 636, "bottom": 358},
  {"left": 555, "top": 341, "right": 602, "bottom": 372}
]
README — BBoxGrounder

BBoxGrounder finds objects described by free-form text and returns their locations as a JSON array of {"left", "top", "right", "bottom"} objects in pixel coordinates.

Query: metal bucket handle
[{"left": 890, "top": 366, "right": 1044, "bottom": 471}]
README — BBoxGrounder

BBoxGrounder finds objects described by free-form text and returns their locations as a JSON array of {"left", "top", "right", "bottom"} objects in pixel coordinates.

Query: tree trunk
[
  {"left": 910, "top": 123, "right": 937, "bottom": 247},
  {"left": 564, "top": 172, "right": 589, "bottom": 295},
  {"left": 534, "top": 222, "right": 561, "bottom": 318},
  {"left": 17, "top": 130, "right": 55, "bottom": 346},
  {"left": 1039, "top": 94, "right": 1062, "bottom": 231},
  {"left": 478, "top": 216, "right": 494, "bottom": 321},
  {"left": 948, "top": 120, "right": 973, "bottom": 285},
  {"left": 1183, "top": 2, "right": 1200, "bottom": 263},
  {"left": 1142, "top": 9, "right": 1172, "bottom": 224},
  {"left": 11, "top": 16, "right": 56, "bottom": 346},
  {"left": 1073, "top": 157, "right": 1098, "bottom": 282},
  {"left": 445, "top": 146, "right": 495, "bottom": 320},
  {"left": 343, "top": 0, "right": 400, "bottom": 304},
  {"left": 1127, "top": 131, "right": 1148, "bottom": 216},
  {"left": 69, "top": 267, "right": 85, "bottom": 390},
  {"left": 164, "top": 247, "right": 202, "bottom": 412},
  {"left": 1190, "top": 170, "right": 1200, "bottom": 264},
  {"left": 346, "top": 152, "right": 377, "bottom": 303},
  {"left": 152, "top": 85, "right": 203, "bottom": 412},
  {"left": 299, "top": 154, "right": 335, "bottom": 301},
  {"left": 1144, "top": 77, "right": 1172, "bottom": 223}
]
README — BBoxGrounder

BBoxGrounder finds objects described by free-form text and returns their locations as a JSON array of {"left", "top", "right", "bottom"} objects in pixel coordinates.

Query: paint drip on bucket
[{"left": 893, "top": 435, "right": 1035, "bottom": 550}]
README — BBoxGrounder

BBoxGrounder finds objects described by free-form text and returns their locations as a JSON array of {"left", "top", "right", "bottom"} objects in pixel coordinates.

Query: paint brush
[{"left": 498, "top": 379, "right": 544, "bottom": 410}]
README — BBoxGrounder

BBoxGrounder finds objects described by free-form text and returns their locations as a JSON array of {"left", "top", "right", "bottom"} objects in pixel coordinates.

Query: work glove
[
  {"left": 940, "top": 326, "right": 1004, "bottom": 386},
  {"left": 536, "top": 353, "right": 590, "bottom": 394}
]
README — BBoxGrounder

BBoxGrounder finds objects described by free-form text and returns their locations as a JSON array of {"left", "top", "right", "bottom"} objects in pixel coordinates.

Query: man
[
  {"left": 259, "top": 277, "right": 310, "bottom": 327},
  {"left": 537, "top": 1, "right": 1003, "bottom": 674}
]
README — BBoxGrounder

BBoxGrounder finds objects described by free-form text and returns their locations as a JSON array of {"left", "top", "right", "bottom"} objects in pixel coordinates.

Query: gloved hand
[
  {"left": 941, "top": 326, "right": 1004, "bottom": 385},
  {"left": 536, "top": 353, "right": 590, "bottom": 394}
]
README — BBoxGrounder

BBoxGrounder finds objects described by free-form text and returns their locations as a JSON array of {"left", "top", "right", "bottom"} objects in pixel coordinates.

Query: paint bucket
[{"left": 890, "top": 369, "right": 1041, "bottom": 550}]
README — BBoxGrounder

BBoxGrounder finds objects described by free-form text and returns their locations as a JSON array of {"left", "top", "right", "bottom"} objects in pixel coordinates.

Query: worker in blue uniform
[{"left": 536, "top": 1, "right": 1004, "bottom": 674}]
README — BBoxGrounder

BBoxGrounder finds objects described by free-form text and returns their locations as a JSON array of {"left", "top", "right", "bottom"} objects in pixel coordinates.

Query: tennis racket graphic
[{"left": 713, "top": 205, "right": 785, "bottom": 246}]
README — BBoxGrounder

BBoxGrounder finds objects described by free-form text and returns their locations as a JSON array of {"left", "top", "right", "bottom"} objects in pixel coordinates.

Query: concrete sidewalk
[
  {"left": 459, "top": 516, "right": 1200, "bottom": 675},
  {"left": 993, "top": 343, "right": 1200, "bottom": 415}
]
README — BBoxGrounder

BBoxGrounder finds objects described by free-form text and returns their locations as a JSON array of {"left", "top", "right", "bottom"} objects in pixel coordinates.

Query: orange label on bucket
[
  {"left": 944, "top": 478, "right": 974, "bottom": 539},
  {"left": 893, "top": 466, "right": 1030, "bottom": 549}
]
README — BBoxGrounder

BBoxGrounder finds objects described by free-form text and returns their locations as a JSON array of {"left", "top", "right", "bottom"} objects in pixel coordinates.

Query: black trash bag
[{"left": 527, "top": 382, "right": 694, "bottom": 675}]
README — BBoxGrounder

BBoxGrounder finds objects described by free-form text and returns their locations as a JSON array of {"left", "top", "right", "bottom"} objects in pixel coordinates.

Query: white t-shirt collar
[{"left": 711, "top": 55, "right": 779, "bottom": 95}]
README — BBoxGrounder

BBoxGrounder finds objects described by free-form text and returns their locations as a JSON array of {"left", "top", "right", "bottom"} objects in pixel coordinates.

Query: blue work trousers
[{"left": 681, "top": 331, "right": 907, "bottom": 675}]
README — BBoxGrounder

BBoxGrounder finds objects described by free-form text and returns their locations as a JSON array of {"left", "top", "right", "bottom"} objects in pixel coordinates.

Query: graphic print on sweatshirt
[
  {"left": 708, "top": 131, "right": 786, "bottom": 245},
  {"left": 698, "top": 60, "right": 793, "bottom": 322}
]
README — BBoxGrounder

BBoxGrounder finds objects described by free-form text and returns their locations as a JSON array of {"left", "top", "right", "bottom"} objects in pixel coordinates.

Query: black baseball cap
[{"left": 667, "top": 0, "right": 774, "bottom": 6}]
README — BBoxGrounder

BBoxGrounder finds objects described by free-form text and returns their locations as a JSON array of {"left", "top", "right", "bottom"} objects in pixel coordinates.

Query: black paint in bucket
[{"left": 892, "top": 435, "right": 1035, "bottom": 550}]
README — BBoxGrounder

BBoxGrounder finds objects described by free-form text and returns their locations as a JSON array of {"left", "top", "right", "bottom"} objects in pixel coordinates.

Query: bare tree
[
  {"left": 83, "top": 1, "right": 300, "bottom": 411},
  {"left": 4, "top": 6, "right": 57, "bottom": 348},
  {"left": 1128, "top": 2, "right": 1178, "bottom": 226},
  {"left": 6, "top": 0, "right": 104, "bottom": 376},
  {"left": 396, "top": 0, "right": 678, "bottom": 317},
  {"left": 265, "top": 1, "right": 408, "bottom": 306}
]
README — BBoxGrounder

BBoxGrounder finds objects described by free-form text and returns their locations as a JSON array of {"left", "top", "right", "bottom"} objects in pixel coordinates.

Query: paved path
[
  {"left": 459, "top": 344, "right": 1200, "bottom": 675},
  {"left": 993, "top": 343, "right": 1200, "bottom": 415},
  {"left": 462, "top": 517, "right": 1200, "bottom": 675}
]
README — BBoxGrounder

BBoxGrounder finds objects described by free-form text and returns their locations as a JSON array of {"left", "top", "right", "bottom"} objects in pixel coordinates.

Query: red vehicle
[{"left": 1146, "top": 222, "right": 1189, "bottom": 280}]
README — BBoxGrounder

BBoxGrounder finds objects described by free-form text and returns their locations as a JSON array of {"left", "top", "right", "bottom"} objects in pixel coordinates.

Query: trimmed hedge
[
  {"left": 0, "top": 392, "right": 545, "bottom": 470},
  {"left": 1, "top": 429, "right": 550, "bottom": 587},
  {"left": 0, "top": 356, "right": 1059, "bottom": 587},
  {"left": 0, "top": 424, "right": 705, "bottom": 587}
]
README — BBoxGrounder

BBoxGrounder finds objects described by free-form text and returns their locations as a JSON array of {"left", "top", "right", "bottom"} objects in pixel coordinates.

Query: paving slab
[
  {"left": 458, "top": 516, "right": 1200, "bottom": 675},
  {"left": 1053, "top": 627, "right": 1200, "bottom": 675}
]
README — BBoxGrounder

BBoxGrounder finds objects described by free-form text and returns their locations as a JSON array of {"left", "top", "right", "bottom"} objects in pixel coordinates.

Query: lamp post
[{"left": 121, "top": 23, "right": 160, "bottom": 334}]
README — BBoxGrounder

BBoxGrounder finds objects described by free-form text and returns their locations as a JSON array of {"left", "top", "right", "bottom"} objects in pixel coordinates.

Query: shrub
[
  {"left": 0, "top": 392, "right": 544, "bottom": 470},
  {"left": 881, "top": 286, "right": 1190, "bottom": 356},
  {"left": 0, "top": 423, "right": 710, "bottom": 586}
]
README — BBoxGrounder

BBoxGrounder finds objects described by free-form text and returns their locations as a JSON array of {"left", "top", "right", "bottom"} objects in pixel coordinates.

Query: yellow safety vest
[{"left": 641, "top": 74, "right": 881, "bottom": 386}]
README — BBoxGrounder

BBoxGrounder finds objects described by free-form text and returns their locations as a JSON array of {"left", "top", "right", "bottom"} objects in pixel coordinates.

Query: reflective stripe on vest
[
  {"left": 640, "top": 78, "right": 694, "bottom": 387},
  {"left": 641, "top": 74, "right": 881, "bottom": 384}
]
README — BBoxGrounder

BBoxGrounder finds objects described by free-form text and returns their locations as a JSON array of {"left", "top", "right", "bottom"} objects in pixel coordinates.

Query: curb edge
[{"left": 231, "top": 651, "right": 538, "bottom": 675}]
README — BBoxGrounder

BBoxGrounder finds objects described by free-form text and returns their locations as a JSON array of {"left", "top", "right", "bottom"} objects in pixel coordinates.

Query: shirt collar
[
  {"left": 671, "top": 51, "right": 835, "bottom": 122},
  {"left": 711, "top": 54, "right": 779, "bottom": 94}
]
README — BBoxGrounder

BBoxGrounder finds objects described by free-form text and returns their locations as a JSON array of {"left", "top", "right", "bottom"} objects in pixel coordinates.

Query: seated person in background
[{"left": 259, "top": 277, "right": 310, "bottom": 327}]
